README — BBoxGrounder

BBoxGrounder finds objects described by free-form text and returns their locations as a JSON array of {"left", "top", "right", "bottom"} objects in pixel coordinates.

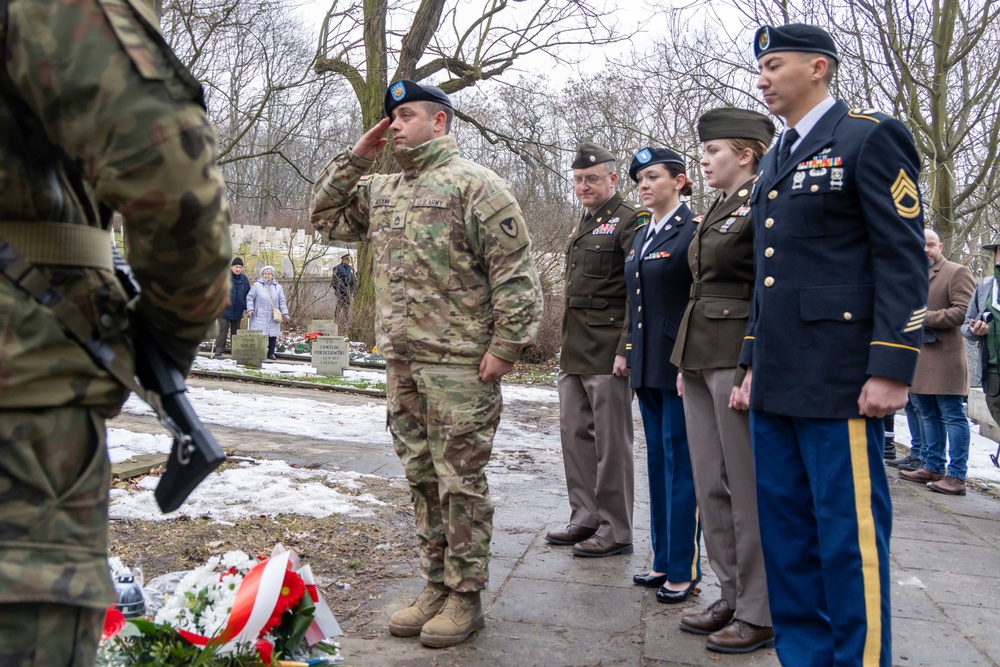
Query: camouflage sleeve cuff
[
  {"left": 489, "top": 337, "right": 524, "bottom": 363},
  {"left": 347, "top": 151, "right": 375, "bottom": 170}
]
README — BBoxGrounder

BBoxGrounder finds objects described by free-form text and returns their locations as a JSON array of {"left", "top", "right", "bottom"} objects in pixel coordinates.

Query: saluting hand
[
  {"left": 352, "top": 118, "right": 391, "bottom": 160},
  {"left": 857, "top": 376, "right": 908, "bottom": 418}
]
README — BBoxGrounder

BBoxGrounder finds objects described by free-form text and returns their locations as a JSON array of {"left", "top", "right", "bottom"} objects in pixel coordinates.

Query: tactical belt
[
  {"left": 0, "top": 222, "right": 113, "bottom": 270},
  {"left": 689, "top": 282, "right": 752, "bottom": 300},
  {"left": 566, "top": 296, "right": 626, "bottom": 309}
]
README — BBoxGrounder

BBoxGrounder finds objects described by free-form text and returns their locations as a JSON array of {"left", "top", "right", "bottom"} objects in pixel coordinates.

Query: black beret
[
  {"left": 697, "top": 108, "right": 776, "bottom": 145},
  {"left": 231, "top": 257, "right": 244, "bottom": 266},
  {"left": 384, "top": 79, "right": 453, "bottom": 117},
  {"left": 754, "top": 24, "right": 840, "bottom": 65},
  {"left": 572, "top": 141, "right": 616, "bottom": 169},
  {"left": 629, "top": 146, "right": 685, "bottom": 183}
]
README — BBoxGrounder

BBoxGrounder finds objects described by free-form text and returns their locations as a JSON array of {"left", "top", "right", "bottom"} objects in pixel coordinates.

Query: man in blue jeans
[{"left": 899, "top": 230, "right": 975, "bottom": 495}]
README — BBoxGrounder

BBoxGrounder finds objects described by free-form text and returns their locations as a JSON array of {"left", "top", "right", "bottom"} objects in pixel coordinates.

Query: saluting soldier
[
  {"left": 736, "top": 24, "right": 928, "bottom": 666},
  {"left": 671, "top": 108, "right": 776, "bottom": 654},
  {"left": 546, "top": 142, "right": 639, "bottom": 558},
  {"left": 311, "top": 80, "right": 542, "bottom": 648}
]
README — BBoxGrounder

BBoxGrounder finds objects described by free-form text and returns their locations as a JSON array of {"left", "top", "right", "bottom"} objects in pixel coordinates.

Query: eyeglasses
[{"left": 573, "top": 174, "right": 611, "bottom": 186}]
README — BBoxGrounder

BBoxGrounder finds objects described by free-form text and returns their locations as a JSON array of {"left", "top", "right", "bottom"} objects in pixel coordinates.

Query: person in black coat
[
  {"left": 213, "top": 257, "right": 252, "bottom": 358},
  {"left": 624, "top": 147, "right": 701, "bottom": 604}
]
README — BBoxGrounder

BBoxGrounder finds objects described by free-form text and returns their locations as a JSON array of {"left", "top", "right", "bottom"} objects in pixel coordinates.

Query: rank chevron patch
[{"left": 891, "top": 170, "right": 921, "bottom": 219}]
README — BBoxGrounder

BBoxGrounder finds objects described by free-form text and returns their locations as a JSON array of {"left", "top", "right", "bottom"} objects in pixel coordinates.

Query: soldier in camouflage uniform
[
  {"left": 310, "top": 79, "right": 542, "bottom": 648},
  {"left": 0, "top": 1, "right": 231, "bottom": 664}
]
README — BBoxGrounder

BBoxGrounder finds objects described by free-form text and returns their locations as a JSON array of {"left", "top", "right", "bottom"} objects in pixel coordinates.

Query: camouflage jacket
[
  {"left": 0, "top": 0, "right": 231, "bottom": 412},
  {"left": 311, "top": 136, "right": 542, "bottom": 365}
]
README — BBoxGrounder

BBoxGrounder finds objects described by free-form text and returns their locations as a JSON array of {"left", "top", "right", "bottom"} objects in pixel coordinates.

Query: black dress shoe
[
  {"left": 656, "top": 577, "right": 701, "bottom": 604},
  {"left": 633, "top": 572, "right": 669, "bottom": 588},
  {"left": 544, "top": 523, "right": 597, "bottom": 546}
]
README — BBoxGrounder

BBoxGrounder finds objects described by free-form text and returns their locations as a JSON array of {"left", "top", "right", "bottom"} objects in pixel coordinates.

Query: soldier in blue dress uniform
[
  {"left": 735, "top": 24, "right": 928, "bottom": 666},
  {"left": 624, "top": 147, "right": 702, "bottom": 604}
]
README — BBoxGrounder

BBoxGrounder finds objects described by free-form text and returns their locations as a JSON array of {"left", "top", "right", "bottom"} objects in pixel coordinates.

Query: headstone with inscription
[
  {"left": 312, "top": 336, "right": 349, "bottom": 376},
  {"left": 232, "top": 329, "right": 266, "bottom": 368},
  {"left": 309, "top": 320, "right": 339, "bottom": 336}
]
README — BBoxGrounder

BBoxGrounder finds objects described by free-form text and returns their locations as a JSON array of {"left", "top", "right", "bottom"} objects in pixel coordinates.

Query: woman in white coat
[{"left": 246, "top": 265, "right": 290, "bottom": 359}]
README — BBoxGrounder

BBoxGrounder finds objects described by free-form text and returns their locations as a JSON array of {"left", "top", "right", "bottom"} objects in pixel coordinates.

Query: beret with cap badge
[
  {"left": 384, "top": 79, "right": 453, "bottom": 117},
  {"left": 754, "top": 23, "right": 840, "bottom": 65}
]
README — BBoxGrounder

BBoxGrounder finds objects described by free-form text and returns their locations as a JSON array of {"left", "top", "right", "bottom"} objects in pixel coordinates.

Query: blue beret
[
  {"left": 629, "top": 146, "right": 685, "bottom": 183},
  {"left": 754, "top": 24, "right": 840, "bottom": 65},
  {"left": 384, "top": 79, "right": 453, "bottom": 117}
]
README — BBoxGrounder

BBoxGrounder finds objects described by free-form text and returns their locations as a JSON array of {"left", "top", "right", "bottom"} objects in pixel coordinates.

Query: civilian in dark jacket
[{"left": 213, "top": 257, "right": 252, "bottom": 357}]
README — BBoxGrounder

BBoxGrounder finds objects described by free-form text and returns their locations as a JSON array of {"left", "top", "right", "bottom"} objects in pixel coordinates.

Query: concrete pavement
[{"left": 335, "top": 451, "right": 1000, "bottom": 667}]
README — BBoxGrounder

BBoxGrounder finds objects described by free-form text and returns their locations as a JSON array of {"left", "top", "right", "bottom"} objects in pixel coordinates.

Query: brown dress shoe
[
  {"left": 706, "top": 619, "right": 775, "bottom": 654},
  {"left": 545, "top": 523, "right": 597, "bottom": 546},
  {"left": 928, "top": 475, "right": 967, "bottom": 496},
  {"left": 680, "top": 598, "right": 734, "bottom": 635},
  {"left": 898, "top": 467, "right": 944, "bottom": 483},
  {"left": 572, "top": 535, "right": 633, "bottom": 558}
]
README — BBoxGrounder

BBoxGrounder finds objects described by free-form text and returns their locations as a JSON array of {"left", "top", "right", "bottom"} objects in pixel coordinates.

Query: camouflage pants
[
  {"left": 0, "top": 407, "right": 115, "bottom": 666},
  {"left": 0, "top": 604, "right": 103, "bottom": 667},
  {"left": 386, "top": 361, "right": 501, "bottom": 592}
]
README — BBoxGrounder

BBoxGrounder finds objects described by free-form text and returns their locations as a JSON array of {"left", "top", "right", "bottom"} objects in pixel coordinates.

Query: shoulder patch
[
  {"left": 848, "top": 108, "right": 884, "bottom": 123},
  {"left": 693, "top": 215, "right": 704, "bottom": 223},
  {"left": 635, "top": 210, "right": 651, "bottom": 229},
  {"left": 473, "top": 188, "right": 517, "bottom": 222}
]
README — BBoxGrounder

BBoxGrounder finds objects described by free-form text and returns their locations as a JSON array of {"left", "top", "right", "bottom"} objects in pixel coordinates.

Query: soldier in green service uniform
[
  {"left": 0, "top": 0, "right": 231, "bottom": 664},
  {"left": 546, "top": 142, "right": 640, "bottom": 558},
  {"left": 310, "top": 80, "right": 542, "bottom": 648}
]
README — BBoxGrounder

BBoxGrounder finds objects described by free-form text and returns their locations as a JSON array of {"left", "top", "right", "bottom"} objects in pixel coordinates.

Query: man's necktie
[{"left": 777, "top": 128, "right": 799, "bottom": 169}]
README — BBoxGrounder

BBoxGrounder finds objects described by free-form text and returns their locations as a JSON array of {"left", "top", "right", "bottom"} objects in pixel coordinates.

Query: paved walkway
[{"left": 335, "top": 452, "right": 1000, "bottom": 667}]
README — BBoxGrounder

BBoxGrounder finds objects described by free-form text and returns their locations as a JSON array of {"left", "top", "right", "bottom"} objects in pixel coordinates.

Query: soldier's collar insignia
[
  {"left": 636, "top": 148, "right": 652, "bottom": 164},
  {"left": 891, "top": 170, "right": 921, "bottom": 219},
  {"left": 390, "top": 81, "right": 406, "bottom": 101}
]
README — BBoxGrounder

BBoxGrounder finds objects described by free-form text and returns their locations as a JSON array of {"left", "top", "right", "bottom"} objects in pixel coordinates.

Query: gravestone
[
  {"left": 312, "top": 336, "right": 349, "bottom": 376},
  {"left": 232, "top": 329, "right": 266, "bottom": 368},
  {"left": 310, "top": 320, "right": 339, "bottom": 336}
]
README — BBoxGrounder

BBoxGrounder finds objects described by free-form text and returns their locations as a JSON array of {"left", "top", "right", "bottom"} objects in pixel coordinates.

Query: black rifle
[{"left": 112, "top": 248, "right": 227, "bottom": 512}]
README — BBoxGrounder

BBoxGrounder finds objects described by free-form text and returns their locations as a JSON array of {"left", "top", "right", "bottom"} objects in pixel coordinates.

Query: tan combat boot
[
  {"left": 388, "top": 583, "right": 449, "bottom": 637},
  {"left": 419, "top": 590, "right": 484, "bottom": 648}
]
